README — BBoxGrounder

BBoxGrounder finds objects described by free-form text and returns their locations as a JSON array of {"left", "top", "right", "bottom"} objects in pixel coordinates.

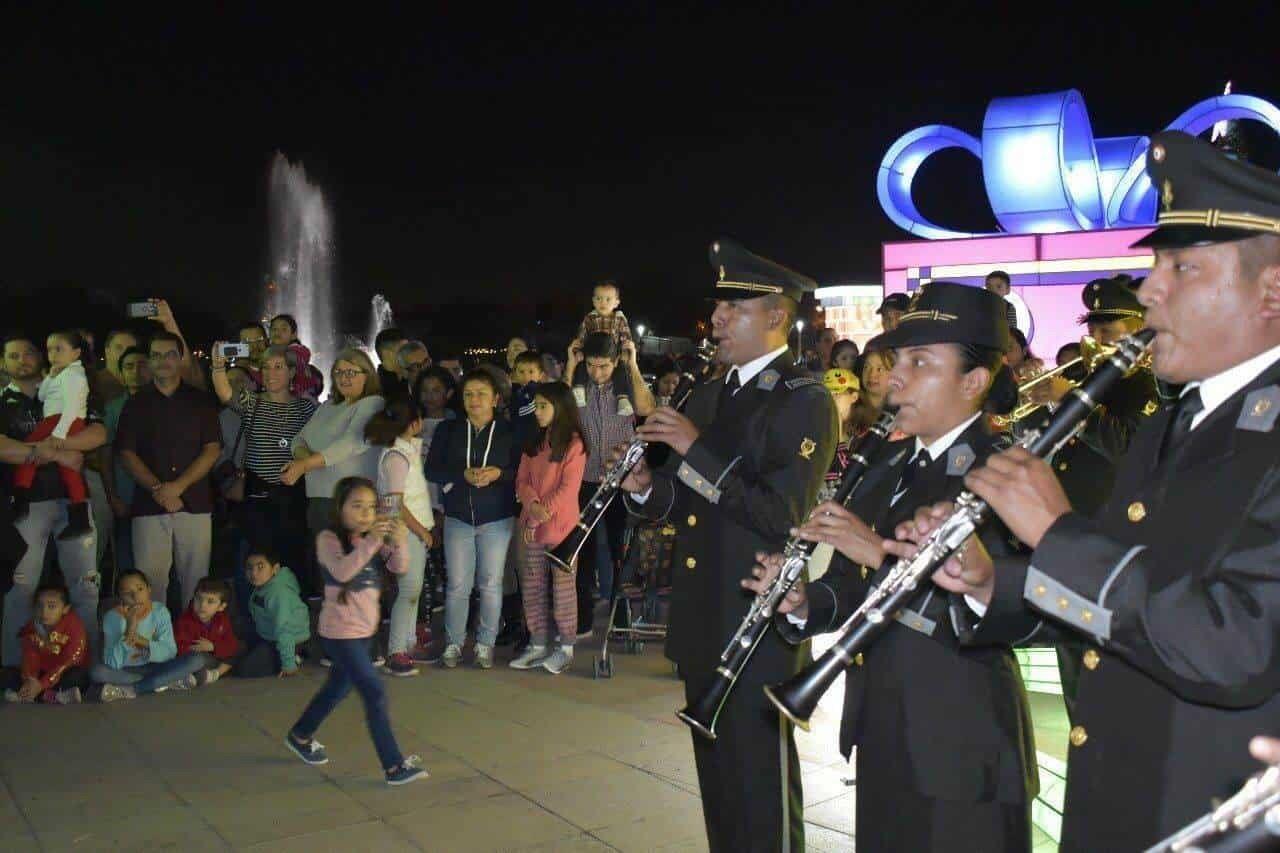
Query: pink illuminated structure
[{"left": 880, "top": 227, "right": 1155, "bottom": 358}]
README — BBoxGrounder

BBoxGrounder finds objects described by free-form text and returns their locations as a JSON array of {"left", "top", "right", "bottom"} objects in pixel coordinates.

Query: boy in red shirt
[
  {"left": 2, "top": 582, "right": 89, "bottom": 704},
  {"left": 175, "top": 578, "right": 240, "bottom": 684}
]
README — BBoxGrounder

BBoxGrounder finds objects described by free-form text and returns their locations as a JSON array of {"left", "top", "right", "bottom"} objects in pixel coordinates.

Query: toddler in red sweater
[
  {"left": 175, "top": 578, "right": 240, "bottom": 684},
  {"left": 2, "top": 582, "right": 89, "bottom": 704}
]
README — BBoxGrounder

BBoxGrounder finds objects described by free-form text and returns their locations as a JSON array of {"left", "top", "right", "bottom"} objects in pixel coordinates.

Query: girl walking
[{"left": 284, "top": 477, "right": 426, "bottom": 785}]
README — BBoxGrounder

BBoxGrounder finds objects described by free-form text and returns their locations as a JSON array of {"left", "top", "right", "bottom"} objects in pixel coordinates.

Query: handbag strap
[{"left": 228, "top": 391, "right": 261, "bottom": 465}]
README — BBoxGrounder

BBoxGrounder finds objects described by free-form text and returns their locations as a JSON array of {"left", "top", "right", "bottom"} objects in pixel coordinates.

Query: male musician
[
  {"left": 747, "top": 282, "right": 1037, "bottom": 852},
  {"left": 903, "top": 131, "right": 1280, "bottom": 851},
  {"left": 620, "top": 239, "right": 837, "bottom": 852},
  {"left": 1027, "top": 275, "right": 1161, "bottom": 720}
]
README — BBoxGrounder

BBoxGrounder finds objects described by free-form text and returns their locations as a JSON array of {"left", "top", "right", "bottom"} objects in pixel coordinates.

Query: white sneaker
[
  {"left": 166, "top": 674, "right": 198, "bottom": 691},
  {"left": 3, "top": 689, "right": 23, "bottom": 703},
  {"left": 542, "top": 647, "right": 574, "bottom": 675},
  {"left": 474, "top": 644, "right": 494, "bottom": 670},
  {"left": 54, "top": 687, "right": 82, "bottom": 704},
  {"left": 509, "top": 645, "right": 548, "bottom": 670},
  {"left": 99, "top": 683, "right": 136, "bottom": 703},
  {"left": 441, "top": 644, "right": 463, "bottom": 668}
]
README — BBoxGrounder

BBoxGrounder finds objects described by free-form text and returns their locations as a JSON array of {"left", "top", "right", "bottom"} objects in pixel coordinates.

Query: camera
[
  {"left": 127, "top": 301, "right": 159, "bottom": 318},
  {"left": 219, "top": 343, "right": 251, "bottom": 359}
]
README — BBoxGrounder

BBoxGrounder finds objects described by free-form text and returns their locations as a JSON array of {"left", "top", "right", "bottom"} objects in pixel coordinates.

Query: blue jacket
[
  {"left": 425, "top": 415, "right": 519, "bottom": 526},
  {"left": 102, "top": 602, "right": 177, "bottom": 669}
]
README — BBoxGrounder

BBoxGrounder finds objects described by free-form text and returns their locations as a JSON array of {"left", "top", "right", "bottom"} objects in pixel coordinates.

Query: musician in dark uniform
[
  {"left": 907, "top": 130, "right": 1280, "bottom": 851},
  {"left": 619, "top": 238, "right": 837, "bottom": 852},
  {"left": 747, "top": 282, "right": 1038, "bottom": 852},
  {"left": 1023, "top": 275, "right": 1162, "bottom": 720}
]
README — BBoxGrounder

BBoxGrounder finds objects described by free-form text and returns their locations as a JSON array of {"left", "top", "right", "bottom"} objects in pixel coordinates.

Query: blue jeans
[
  {"left": 292, "top": 636, "right": 403, "bottom": 771},
  {"left": 388, "top": 533, "right": 427, "bottom": 656},
  {"left": 90, "top": 653, "right": 209, "bottom": 694},
  {"left": 443, "top": 516, "right": 513, "bottom": 647}
]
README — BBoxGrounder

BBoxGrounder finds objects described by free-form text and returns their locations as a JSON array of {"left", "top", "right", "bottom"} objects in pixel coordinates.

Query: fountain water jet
[
  {"left": 368, "top": 294, "right": 395, "bottom": 365},
  {"left": 265, "top": 153, "right": 336, "bottom": 377}
]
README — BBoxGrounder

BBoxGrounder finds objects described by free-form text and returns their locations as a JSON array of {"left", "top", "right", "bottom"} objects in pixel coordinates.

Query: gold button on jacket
[
  {"left": 1069, "top": 725, "right": 1088, "bottom": 747},
  {"left": 1127, "top": 501, "right": 1146, "bottom": 523},
  {"left": 1083, "top": 649, "right": 1100, "bottom": 670},
  {"left": 685, "top": 556, "right": 697, "bottom": 569},
  {"left": 686, "top": 515, "right": 697, "bottom": 527}
]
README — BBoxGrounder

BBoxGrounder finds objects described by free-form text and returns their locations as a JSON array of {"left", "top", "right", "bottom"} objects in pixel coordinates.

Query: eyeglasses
[
  {"left": 149, "top": 351, "right": 182, "bottom": 362},
  {"left": 334, "top": 369, "right": 366, "bottom": 379}
]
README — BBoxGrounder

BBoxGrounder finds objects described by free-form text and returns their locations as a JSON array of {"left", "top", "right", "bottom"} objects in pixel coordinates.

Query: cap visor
[{"left": 1131, "top": 224, "right": 1260, "bottom": 249}]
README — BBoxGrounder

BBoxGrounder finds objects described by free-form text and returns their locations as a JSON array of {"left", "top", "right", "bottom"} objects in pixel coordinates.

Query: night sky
[{"left": 5, "top": 7, "right": 1279, "bottom": 351}]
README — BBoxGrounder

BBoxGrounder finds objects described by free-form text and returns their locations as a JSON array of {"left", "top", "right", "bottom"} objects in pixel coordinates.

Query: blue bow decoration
[{"left": 877, "top": 89, "right": 1280, "bottom": 240}]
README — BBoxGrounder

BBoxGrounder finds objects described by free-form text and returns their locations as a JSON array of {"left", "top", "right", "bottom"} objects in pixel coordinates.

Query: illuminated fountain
[
  {"left": 265, "top": 152, "right": 336, "bottom": 376},
  {"left": 368, "top": 294, "right": 395, "bottom": 365}
]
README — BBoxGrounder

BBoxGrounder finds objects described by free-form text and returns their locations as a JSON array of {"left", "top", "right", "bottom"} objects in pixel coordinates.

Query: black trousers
[
  {"left": 576, "top": 481, "right": 626, "bottom": 633},
  {"left": 235, "top": 634, "right": 285, "bottom": 678},
  {"left": 238, "top": 479, "right": 310, "bottom": 591},
  {"left": 683, "top": 667, "right": 805, "bottom": 853}
]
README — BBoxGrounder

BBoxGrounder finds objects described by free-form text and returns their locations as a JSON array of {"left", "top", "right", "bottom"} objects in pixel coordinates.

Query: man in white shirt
[{"left": 893, "top": 130, "right": 1280, "bottom": 851}]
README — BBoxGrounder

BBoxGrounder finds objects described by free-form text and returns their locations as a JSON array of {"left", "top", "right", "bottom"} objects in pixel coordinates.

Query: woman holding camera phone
[{"left": 211, "top": 343, "right": 317, "bottom": 605}]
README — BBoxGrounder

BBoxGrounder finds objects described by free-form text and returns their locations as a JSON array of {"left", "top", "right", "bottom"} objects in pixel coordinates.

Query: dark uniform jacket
[
  {"left": 1035, "top": 368, "right": 1161, "bottom": 517},
  {"left": 778, "top": 417, "right": 1038, "bottom": 810},
  {"left": 964, "top": 356, "right": 1280, "bottom": 852},
  {"left": 631, "top": 352, "right": 837, "bottom": 686}
]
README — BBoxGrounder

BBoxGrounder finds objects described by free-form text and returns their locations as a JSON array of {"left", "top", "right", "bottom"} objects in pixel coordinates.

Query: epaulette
[{"left": 784, "top": 376, "right": 822, "bottom": 391}]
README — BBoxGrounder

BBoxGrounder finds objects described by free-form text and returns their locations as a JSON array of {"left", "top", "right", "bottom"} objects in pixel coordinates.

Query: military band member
[
  {"left": 1026, "top": 275, "right": 1161, "bottom": 720},
  {"left": 747, "top": 282, "right": 1037, "bottom": 852},
  {"left": 902, "top": 130, "right": 1280, "bottom": 851},
  {"left": 620, "top": 239, "right": 837, "bottom": 852}
]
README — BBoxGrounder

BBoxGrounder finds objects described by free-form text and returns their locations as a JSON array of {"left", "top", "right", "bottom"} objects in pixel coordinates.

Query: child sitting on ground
[
  {"left": 242, "top": 546, "right": 311, "bottom": 678},
  {"left": 91, "top": 570, "right": 209, "bottom": 701},
  {"left": 573, "top": 280, "right": 635, "bottom": 415},
  {"left": 175, "top": 578, "right": 240, "bottom": 684},
  {"left": 2, "top": 582, "right": 89, "bottom": 704}
]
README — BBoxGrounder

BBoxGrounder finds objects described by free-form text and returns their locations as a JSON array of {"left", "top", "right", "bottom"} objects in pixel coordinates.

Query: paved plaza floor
[{"left": 0, "top": 631, "right": 868, "bottom": 852}]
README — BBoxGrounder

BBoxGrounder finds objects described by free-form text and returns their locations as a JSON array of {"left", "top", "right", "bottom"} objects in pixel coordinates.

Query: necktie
[
  {"left": 717, "top": 370, "right": 741, "bottom": 416},
  {"left": 893, "top": 448, "right": 932, "bottom": 502},
  {"left": 1159, "top": 387, "right": 1204, "bottom": 464}
]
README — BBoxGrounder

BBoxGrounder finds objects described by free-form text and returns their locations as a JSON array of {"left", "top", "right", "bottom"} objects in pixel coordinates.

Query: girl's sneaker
[
  {"left": 383, "top": 653, "right": 419, "bottom": 677},
  {"left": 3, "top": 689, "right": 28, "bottom": 703},
  {"left": 474, "top": 644, "right": 494, "bottom": 669},
  {"left": 508, "top": 645, "right": 548, "bottom": 670},
  {"left": 542, "top": 647, "right": 574, "bottom": 675},
  {"left": 49, "top": 687, "right": 82, "bottom": 704},
  {"left": 385, "top": 755, "right": 428, "bottom": 786},
  {"left": 166, "top": 674, "right": 198, "bottom": 691},
  {"left": 195, "top": 668, "right": 220, "bottom": 686},
  {"left": 441, "top": 644, "right": 462, "bottom": 668},
  {"left": 99, "top": 684, "right": 137, "bottom": 703},
  {"left": 285, "top": 733, "right": 329, "bottom": 766}
]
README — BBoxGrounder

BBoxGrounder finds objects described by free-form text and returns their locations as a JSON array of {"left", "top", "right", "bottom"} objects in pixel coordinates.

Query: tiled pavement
[{"left": 0, "top": 636, "right": 865, "bottom": 852}]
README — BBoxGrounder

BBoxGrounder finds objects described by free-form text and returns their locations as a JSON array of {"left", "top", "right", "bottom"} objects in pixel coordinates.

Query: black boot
[
  {"left": 57, "top": 502, "right": 92, "bottom": 540},
  {"left": 11, "top": 493, "right": 29, "bottom": 521}
]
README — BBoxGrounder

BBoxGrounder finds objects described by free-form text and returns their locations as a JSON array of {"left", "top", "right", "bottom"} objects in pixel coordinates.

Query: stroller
[{"left": 593, "top": 517, "right": 677, "bottom": 678}]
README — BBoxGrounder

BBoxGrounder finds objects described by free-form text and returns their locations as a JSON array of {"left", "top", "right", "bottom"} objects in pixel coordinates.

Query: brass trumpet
[{"left": 995, "top": 335, "right": 1117, "bottom": 426}]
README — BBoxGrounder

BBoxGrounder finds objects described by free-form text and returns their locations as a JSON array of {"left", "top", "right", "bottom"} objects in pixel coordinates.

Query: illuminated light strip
[
  {"left": 715, "top": 281, "right": 784, "bottom": 294},
  {"left": 1157, "top": 209, "right": 1280, "bottom": 234},
  {"left": 921, "top": 255, "right": 1154, "bottom": 280}
]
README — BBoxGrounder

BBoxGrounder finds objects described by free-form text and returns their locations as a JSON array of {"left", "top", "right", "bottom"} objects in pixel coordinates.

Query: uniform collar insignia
[
  {"left": 756, "top": 369, "right": 780, "bottom": 391},
  {"left": 799, "top": 437, "right": 816, "bottom": 460},
  {"left": 946, "top": 443, "right": 976, "bottom": 476},
  {"left": 1141, "top": 400, "right": 1159, "bottom": 416},
  {"left": 1237, "top": 386, "right": 1280, "bottom": 433}
]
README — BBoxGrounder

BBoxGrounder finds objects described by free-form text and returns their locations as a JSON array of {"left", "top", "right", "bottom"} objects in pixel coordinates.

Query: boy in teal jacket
[{"left": 244, "top": 548, "right": 311, "bottom": 677}]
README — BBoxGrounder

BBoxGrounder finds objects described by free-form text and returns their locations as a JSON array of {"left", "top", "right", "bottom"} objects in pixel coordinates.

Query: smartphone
[
  {"left": 127, "top": 301, "right": 159, "bottom": 318},
  {"left": 379, "top": 495, "right": 402, "bottom": 544},
  {"left": 220, "top": 343, "right": 251, "bottom": 359}
]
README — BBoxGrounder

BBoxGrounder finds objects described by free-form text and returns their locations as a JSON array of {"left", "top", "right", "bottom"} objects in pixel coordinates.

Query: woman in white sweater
[{"left": 284, "top": 348, "right": 384, "bottom": 596}]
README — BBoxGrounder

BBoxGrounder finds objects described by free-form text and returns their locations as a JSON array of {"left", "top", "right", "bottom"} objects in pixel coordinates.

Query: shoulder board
[
  {"left": 784, "top": 376, "right": 822, "bottom": 390},
  {"left": 1238, "top": 386, "right": 1280, "bottom": 433}
]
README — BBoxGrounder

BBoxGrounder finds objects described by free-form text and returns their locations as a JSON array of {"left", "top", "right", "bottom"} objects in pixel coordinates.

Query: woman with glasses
[{"left": 286, "top": 349, "right": 384, "bottom": 598}]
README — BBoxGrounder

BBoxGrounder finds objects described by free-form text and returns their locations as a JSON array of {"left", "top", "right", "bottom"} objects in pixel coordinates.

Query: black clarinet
[
  {"left": 764, "top": 328, "right": 1156, "bottom": 729},
  {"left": 546, "top": 343, "right": 716, "bottom": 573},
  {"left": 677, "top": 408, "right": 898, "bottom": 740}
]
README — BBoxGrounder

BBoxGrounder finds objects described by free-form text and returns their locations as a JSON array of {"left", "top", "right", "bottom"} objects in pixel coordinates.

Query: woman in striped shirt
[{"left": 212, "top": 344, "right": 317, "bottom": 597}]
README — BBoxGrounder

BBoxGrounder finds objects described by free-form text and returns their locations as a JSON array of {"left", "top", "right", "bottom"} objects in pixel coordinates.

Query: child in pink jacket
[
  {"left": 284, "top": 477, "right": 427, "bottom": 786},
  {"left": 509, "top": 383, "right": 587, "bottom": 675}
]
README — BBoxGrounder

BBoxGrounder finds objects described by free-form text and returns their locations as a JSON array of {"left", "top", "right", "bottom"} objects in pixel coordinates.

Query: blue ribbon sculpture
[{"left": 877, "top": 89, "right": 1280, "bottom": 240}]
